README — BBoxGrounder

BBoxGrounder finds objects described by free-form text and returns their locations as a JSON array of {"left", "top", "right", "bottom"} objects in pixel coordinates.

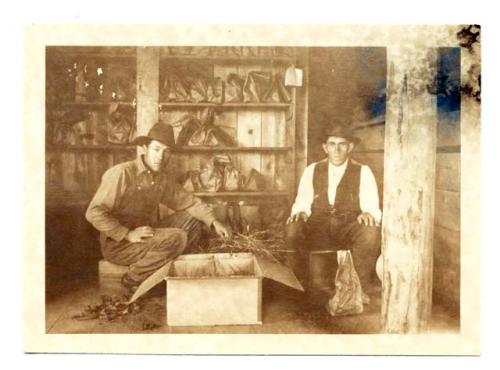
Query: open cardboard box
[{"left": 129, "top": 252, "right": 303, "bottom": 326}]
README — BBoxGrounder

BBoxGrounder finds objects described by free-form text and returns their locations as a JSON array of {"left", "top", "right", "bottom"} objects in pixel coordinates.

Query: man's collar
[
  {"left": 328, "top": 159, "right": 349, "bottom": 172},
  {"left": 136, "top": 155, "right": 155, "bottom": 175}
]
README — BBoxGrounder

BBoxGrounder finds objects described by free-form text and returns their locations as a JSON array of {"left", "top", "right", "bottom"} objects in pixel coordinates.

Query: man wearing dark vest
[
  {"left": 286, "top": 123, "right": 381, "bottom": 300},
  {"left": 86, "top": 122, "right": 231, "bottom": 290}
]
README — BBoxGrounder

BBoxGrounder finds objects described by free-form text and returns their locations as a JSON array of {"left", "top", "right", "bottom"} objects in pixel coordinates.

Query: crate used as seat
[
  {"left": 98, "top": 259, "right": 129, "bottom": 296},
  {"left": 309, "top": 249, "right": 346, "bottom": 291}
]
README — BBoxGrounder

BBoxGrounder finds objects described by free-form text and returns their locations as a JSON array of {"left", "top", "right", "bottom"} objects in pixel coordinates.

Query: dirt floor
[{"left": 45, "top": 275, "right": 460, "bottom": 334}]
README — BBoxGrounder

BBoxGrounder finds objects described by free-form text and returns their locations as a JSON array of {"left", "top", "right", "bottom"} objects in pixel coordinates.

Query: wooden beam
[
  {"left": 381, "top": 46, "right": 438, "bottom": 333},
  {"left": 136, "top": 47, "right": 160, "bottom": 135}
]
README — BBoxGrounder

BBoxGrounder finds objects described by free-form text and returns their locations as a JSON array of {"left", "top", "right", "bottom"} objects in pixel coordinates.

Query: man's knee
[
  {"left": 285, "top": 220, "right": 306, "bottom": 243},
  {"left": 353, "top": 224, "right": 381, "bottom": 247},
  {"left": 154, "top": 228, "right": 188, "bottom": 253}
]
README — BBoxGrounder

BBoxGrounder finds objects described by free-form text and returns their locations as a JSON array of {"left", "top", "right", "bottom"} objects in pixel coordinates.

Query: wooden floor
[{"left": 45, "top": 277, "right": 460, "bottom": 334}]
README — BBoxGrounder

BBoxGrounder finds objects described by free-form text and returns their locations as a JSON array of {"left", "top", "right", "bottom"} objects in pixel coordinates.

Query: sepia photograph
[{"left": 23, "top": 24, "right": 481, "bottom": 354}]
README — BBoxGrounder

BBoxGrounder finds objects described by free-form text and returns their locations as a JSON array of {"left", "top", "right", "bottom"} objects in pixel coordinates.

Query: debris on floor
[{"left": 72, "top": 295, "right": 142, "bottom": 322}]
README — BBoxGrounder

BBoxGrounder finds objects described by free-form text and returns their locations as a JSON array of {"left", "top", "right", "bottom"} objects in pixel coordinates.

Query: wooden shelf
[
  {"left": 63, "top": 52, "right": 136, "bottom": 62},
  {"left": 63, "top": 101, "right": 290, "bottom": 111},
  {"left": 47, "top": 145, "right": 291, "bottom": 153},
  {"left": 47, "top": 144, "right": 135, "bottom": 152},
  {"left": 160, "top": 102, "right": 290, "bottom": 110},
  {"left": 46, "top": 190, "right": 290, "bottom": 208},
  {"left": 194, "top": 191, "right": 290, "bottom": 198},
  {"left": 161, "top": 55, "right": 295, "bottom": 64},
  {"left": 62, "top": 49, "right": 294, "bottom": 64},
  {"left": 62, "top": 101, "right": 136, "bottom": 111},
  {"left": 176, "top": 146, "right": 291, "bottom": 153}
]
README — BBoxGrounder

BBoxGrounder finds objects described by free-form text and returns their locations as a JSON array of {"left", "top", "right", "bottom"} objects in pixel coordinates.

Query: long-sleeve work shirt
[{"left": 86, "top": 156, "right": 216, "bottom": 242}]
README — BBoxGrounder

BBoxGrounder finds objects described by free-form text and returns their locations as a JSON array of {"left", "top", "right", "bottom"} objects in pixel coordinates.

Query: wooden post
[
  {"left": 136, "top": 47, "right": 160, "bottom": 135},
  {"left": 295, "top": 47, "right": 309, "bottom": 182},
  {"left": 381, "top": 46, "right": 438, "bottom": 333}
]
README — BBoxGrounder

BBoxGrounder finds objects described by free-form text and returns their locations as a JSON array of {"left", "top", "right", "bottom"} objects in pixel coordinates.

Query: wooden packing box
[{"left": 129, "top": 252, "right": 303, "bottom": 326}]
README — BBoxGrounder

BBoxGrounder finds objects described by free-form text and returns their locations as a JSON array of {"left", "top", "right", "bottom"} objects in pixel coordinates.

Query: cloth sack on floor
[{"left": 325, "top": 250, "right": 364, "bottom": 317}]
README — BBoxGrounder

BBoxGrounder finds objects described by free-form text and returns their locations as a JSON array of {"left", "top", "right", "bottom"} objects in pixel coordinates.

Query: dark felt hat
[
  {"left": 322, "top": 122, "right": 360, "bottom": 144},
  {"left": 132, "top": 122, "right": 176, "bottom": 148}
]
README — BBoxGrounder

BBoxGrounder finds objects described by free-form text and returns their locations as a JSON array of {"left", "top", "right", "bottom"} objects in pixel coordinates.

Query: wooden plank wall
[
  {"left": 434, "top": 113, "right": 461, "bottom": 314},
  {"left": 158, "top": 59, "right": 292, "bottom": 229},
  {"left": 352, "top": 124, "right": 385, "bottom": 206},
  {"left": 46, "top": 48, "right": 138, "bottom": 206},
  {"left": 352, "top": 112, "right": 461, "bottom": 315}
]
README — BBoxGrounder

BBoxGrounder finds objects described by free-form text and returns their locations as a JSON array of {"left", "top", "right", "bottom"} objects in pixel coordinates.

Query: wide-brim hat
[
  {"left": 132, "top": 122, "right": 176, "bottom": 148},
  {"left": 322, "top": 122, "right": 360, "bottom": 144}
]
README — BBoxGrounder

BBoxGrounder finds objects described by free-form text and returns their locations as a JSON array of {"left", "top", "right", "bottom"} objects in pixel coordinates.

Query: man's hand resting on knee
[
  {"left": 356, "top": 212, "right": 380, "bottom": 227},
  {"left": 286, "top": 212, "right": 309, "bottom": 224},
  {"left": 125, "top": 226, "right": 155, "bottom": 243}
]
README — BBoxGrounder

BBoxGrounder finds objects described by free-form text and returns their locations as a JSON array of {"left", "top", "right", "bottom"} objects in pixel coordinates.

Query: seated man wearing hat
[
  {"left": 286, "top": 123, "right": 381, "bottom": 300},
  {"left": 86, "top": 122, "right": 231, "bottom": 290}
]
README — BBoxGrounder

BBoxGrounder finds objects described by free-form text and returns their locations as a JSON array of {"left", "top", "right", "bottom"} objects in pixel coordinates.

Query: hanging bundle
[
  {"left": 198, "top": 156, "right": 224, "bottom": 192},
  {"left": 189, "top": 78, "right": 210, "bottom": 102},
  {"left": 225, "top": 73, "right": 245, "bottom": 102},
  {"left": 176, "top": 115, "right": 202, "bottom": 146},
  {"left": 241, "top": 71, "right": 291, "bottom": 103},
  {"left": 217, "top": 154, "right": 242, "bottom": 191},
  {"left": 106, "top": 103, "right": 134, "bottom": 145},
  {"left": 207, "top": 77, "right": 225, "bottom": 104},
  {"left": 182, "top": 170, "right": 202, "bottom": 192},
  {"left": 186, "top": 108, "right": 237, "bottom": 147},
  {"left": 52, "top": 110, "right": 90, "bottom": 145},
  {"left": 260, "top": 73, "right": 291, "bottom": 103},
  {"left": 162, "top": 77, "right": 191, "bottom": 102},
  {"left": 243, "top": 71, "right": 274, "bottom": 103},
  {"left": 182, "top": 153, "right": 243, "bottom": 193},
  {"left": 105, "top": 64, "right": 136, "bottom": 102},
  {"left": 242, "top": 168, "right": 266, "bottom": 192}
]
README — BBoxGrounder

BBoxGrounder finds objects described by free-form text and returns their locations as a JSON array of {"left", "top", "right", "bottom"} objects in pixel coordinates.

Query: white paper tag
[{"left": 285, "top": 65, "right": 303, "bottom": 87}]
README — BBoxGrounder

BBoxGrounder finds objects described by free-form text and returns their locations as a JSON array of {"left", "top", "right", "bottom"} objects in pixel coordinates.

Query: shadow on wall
[{"left": 307, "top": 47, "right": 387, "bottom": 163}]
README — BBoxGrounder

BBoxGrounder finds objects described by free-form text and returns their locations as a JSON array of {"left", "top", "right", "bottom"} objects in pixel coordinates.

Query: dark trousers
[
  {"left": 101, "top": 211, "right": 205, "bottom": 282},
  {"left": 285, "top": 212, "right": 380, "bottom": 291}
]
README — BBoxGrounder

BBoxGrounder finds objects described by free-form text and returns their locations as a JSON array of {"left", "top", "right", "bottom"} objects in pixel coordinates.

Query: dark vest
[{"left": 311, "top": 159, "right": 362, "bottom": 219}]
